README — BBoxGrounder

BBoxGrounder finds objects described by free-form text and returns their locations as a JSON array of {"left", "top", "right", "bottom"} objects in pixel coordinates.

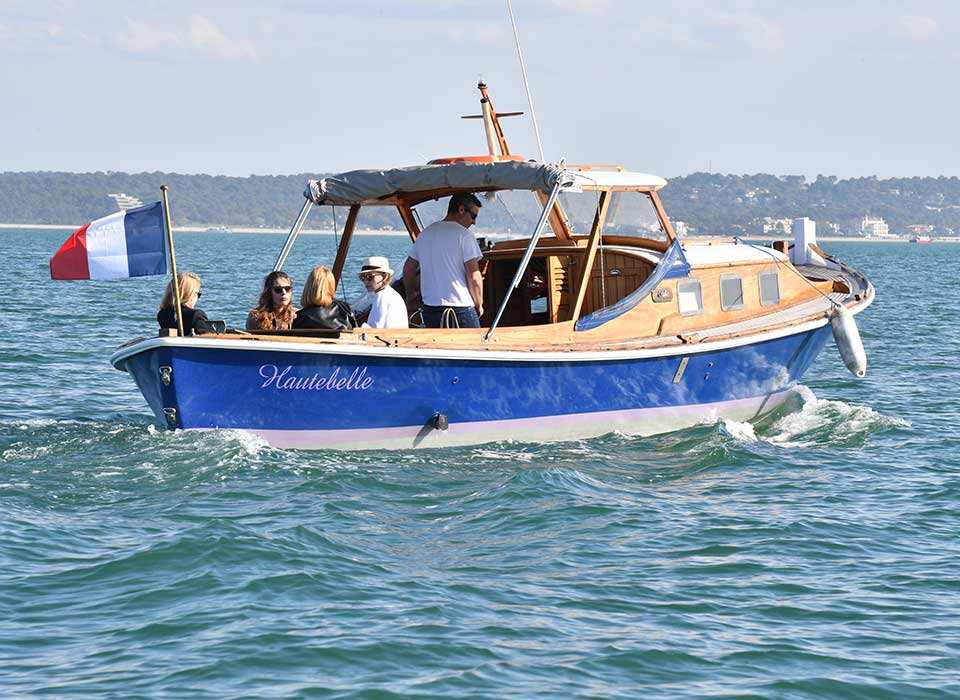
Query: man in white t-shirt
[{"left": 402, "top": 192, "right": 484, "bottom": 328}]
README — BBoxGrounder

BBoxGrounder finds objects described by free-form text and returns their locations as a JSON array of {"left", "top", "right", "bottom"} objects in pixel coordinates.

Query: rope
[
  {"left": 440, "top": 308, "right": 460, "bottom": 328},
  {"left": 741, "top": 238, "right": 841, "bottom": 310}
]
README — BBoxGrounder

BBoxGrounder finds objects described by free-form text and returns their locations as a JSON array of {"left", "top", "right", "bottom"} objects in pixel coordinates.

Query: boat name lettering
[{"left": 259, "top": 364, "right": 375, "bottom": 391}]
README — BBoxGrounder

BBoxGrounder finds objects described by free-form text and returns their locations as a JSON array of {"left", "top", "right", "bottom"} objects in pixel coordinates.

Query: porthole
[
  {"left": 720, "top": 274, "right": 744, "bottom": 311},
  {"left": 759, "top": 270, "right": 780, "bottom": 306},
  {"left": 677, "top": 279, "right": 704, "bottom": 316}
]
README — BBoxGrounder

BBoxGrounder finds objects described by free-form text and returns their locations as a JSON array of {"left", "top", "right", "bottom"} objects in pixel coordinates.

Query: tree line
[{"left": 3, "top": 170, "right": 959, "bottom": 236}]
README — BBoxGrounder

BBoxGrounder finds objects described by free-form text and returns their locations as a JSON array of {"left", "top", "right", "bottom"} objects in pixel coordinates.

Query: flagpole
[{"left": 160, "top": 185, "right": 184, "bottom": 337}]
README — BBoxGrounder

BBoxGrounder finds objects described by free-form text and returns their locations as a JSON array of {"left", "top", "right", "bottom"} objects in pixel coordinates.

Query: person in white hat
[{"left": 358, "top": 256, "right": 408, "bottom": 329}]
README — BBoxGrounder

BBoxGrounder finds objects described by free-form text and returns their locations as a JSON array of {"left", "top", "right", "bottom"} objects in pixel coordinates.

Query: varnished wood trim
[
  {"left": 331, "top": 204, "right": 360, "bottom": 288},
  {"left": 397, "top": 204, "right": 420, "bottom": 241},
  {"left": 649, "top": 191, "right": 677, "bottom": 243},
  {"left": 570, "top": 191, "right": 611, "bottom": 321}
]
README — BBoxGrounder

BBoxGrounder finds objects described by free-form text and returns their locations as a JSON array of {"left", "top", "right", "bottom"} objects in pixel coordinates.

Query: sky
[{"left": 1, "top": 0, "right": 958, "bottom": 179}]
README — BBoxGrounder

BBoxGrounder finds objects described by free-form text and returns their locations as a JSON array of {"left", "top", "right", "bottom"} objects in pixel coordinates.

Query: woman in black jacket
[
  {"left": 293, "top": 265, "right": 356, "bottom": 331},
  {"left": 157, "top": 272, "right": 217, "bottom": 335}
]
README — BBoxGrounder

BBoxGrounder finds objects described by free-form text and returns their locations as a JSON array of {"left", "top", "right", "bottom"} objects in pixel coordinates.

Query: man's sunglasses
[
  {"left": 359, "top": 273, "right": 381, "bottom": 282},
  {"left": 464, "top": 208, "right": 478, "bottom": 220},
  {"left": 272, "top": 285, "right": 293, "bottom": 293}
]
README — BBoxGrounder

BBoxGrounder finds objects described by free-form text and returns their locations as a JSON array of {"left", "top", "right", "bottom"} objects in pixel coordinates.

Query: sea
[{"left": 2, "top": 229, "right": 958, "bottom": 699}]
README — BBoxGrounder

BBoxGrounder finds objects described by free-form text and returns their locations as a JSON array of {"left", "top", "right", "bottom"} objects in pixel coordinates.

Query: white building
[
  {"left": 860, "top": 215, "right": 890, "bottom": 238},
  {"left": 108, "top": 193, "right": 144, "bottom": 211},
  {"left": 673, "top": 220, "right": 688, "bottom": 237},
  {"left": 761, "top": 217, "right": 793, "bottom": 234}
]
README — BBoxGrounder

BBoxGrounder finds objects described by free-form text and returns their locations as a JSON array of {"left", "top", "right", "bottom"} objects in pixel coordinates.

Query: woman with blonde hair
[
  {"left": 246, "top": 270, "right": 297, "bottom": 331},
  {"left": 157, "top": 272, "right": 216, "bottom": 335},
  {"left": 292, "top": 265, "right": 357, "bottom": 330}
]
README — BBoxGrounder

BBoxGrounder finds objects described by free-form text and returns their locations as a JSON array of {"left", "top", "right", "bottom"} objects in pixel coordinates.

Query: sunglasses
[
  {"left": 272, "top": 285, "right": 293, "bottom": 294},
  {"left": 196, "top": 291, "right": 202, "bottom": 299},
  {"left": 464, "top": 208, "right": 478, "bottom": 220},
  {"left": 359, "top": 272, "right": 382, "bottom": 282}
]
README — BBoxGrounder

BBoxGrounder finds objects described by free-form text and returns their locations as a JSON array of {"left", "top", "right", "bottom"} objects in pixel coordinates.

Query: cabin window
[
  {"left": 605, "top": 191, "right": 668, "bottom": 243},
  {"left": 759, "top": 270, "right": 780, "bottom": 306},
  {"left": 557, "top": 190, "right": 606, "bottom": 235},
  {"left": 720, "top": 274, "right": 744, "bottom": 311},
  {"left": 677, "top": 279, "right": 703, "bottom": 316}
]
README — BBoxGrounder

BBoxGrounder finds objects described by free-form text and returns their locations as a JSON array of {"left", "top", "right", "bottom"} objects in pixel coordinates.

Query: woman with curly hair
[{"left": 246, "top": 270, "right": 297, "bottom": 331}]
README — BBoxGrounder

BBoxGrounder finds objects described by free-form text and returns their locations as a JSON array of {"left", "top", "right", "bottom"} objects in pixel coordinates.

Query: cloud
[
  {"left": 188, "top": 15, "right": 257, "bottom": 61},
  {"left": 114, "top": 18, "right": 178, "bottom": 54},
  {"left": 540, "top": 0, "right": 611, "bottom": 13},
  {"left": 898, "top": 15, "right": 938, "bottom": 40},
  {"left": 715, "top": 13, "right": 783, "bottom": 53},
  {"left": 0, "top": 19, "right": 75, "bottom": 50},
  {"left": 113, "top": 14, "right": 257, "bottom": 62}
]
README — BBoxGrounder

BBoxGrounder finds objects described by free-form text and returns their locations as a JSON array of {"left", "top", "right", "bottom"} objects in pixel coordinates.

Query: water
[{"left": 2, "top": 231, "right": 958, "bottom": 699}]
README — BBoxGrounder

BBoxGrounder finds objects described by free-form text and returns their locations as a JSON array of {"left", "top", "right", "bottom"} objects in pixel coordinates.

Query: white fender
[{"left": 830, "top": 304, "right": 867, "bottom": 377}]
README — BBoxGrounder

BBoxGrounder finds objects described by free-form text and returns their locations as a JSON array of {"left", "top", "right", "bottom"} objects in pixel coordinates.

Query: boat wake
[
  {"left": 719, "top": 385, "right": 908, "bottom": 448},
  {"left": 0, "top": 418, "right": 282, "bottom": 487}
]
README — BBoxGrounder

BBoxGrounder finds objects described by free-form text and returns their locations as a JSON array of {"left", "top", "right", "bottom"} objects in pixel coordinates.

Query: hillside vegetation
[{"left": 3, "top": 170, "right": 959, "bottom": 236}]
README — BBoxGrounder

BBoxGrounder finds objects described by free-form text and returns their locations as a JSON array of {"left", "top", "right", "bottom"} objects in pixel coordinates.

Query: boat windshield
[
  {"left": 411, "top": 190, "right": 546, "bottom": 241},
  {"left": 408, "top": 188, "right": 667, "bottom": 243},
  {"left": 557, "top": 190, "right": 667, "bottom": 242},
  {"left": 604, "top": 191, "right": 667, "bottom": 242}
]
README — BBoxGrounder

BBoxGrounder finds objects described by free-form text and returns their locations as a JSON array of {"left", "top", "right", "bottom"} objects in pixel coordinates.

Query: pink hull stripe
[{"left": 185, "top": 390, "right": 795, "bottom": 451}]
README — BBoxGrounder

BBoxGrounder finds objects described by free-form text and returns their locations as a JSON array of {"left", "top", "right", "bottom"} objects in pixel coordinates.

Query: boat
[
  {"left": 909, "top": 234, "right": 932, "bottom": 243},
  {"left": 205, "top": 225, "right": 233, "bottom": 233},
  {"left": 111, "top": 83, "right": 874, "bottom": 449}
]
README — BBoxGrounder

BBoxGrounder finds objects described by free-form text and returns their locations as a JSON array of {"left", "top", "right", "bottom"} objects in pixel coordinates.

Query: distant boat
[
  {"left": 909, "top": 234, "right": 932, "bottom": 244},
  {"left": 205, "top": 225, "right": 233, "bottom": 233}
]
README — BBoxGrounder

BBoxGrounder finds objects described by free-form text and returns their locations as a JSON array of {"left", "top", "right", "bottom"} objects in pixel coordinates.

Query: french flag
[{"left": 50, "top": 202, "right": 169, "bottom": 280}]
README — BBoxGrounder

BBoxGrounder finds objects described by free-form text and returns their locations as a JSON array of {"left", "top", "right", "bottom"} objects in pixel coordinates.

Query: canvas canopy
[{"left": 305, "top": 160, "right": 563, "bottom": 206}]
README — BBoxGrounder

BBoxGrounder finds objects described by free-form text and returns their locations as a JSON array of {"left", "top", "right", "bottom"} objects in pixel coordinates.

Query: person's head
[
  {"left": 258, "top": 270, "right": 294, "bottom": 311},
  {"left": 160, "top": 272, "right": 201, "bottom": 310},
  {"left": 446, "top": 192, "right": 482, "bottom": 228},
  {"left": 301, "top": 265, "right": 336, "bottom": 309},
  {"left": 358, "top": 256, "right": 393, "bottom": 293}
]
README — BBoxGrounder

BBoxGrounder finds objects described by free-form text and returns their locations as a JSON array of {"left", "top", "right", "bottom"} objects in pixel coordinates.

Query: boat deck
[
  {"left": 673, "top": 264, "right": 866, "bottom": 345},
  {"left": 141, "top": 263, "right": 869, "bottom": 355}
]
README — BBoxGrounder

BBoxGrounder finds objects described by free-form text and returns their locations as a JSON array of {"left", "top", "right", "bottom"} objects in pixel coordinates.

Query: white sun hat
[{"left": 358, "top": 256, "right": 394, "bottom": 276}]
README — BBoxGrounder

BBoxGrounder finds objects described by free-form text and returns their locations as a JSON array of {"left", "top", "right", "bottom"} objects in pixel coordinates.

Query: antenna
[{"left": 507, "top": 0, "right": 545, "bottom": 162}]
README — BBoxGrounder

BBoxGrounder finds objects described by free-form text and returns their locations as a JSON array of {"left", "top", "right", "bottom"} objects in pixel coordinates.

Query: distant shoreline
[
  {"left": 2, "top": 223, "right": 954, "bottom": 242},
  {"left": 0, "top": 223, "right": 409, "bottom": 236}
]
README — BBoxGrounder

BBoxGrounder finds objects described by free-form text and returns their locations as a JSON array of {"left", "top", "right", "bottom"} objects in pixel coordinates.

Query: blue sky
[{"left": 1, "top": 0, "right": 957, "bottom": 178}]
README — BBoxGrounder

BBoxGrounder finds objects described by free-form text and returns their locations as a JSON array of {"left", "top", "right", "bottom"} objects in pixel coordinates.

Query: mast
[{"left": 460, "top": 81, "right": 523, "bottom": 160}]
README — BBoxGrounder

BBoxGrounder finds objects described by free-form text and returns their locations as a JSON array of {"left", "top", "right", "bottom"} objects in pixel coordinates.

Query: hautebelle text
[{"left": 259, "top": 364, "right": 374, "bottom": 391}]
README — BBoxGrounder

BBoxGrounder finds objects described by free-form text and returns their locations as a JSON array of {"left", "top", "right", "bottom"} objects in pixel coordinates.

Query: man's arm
[
  {"left": 464, "top": 258, "right": 483, "bottom": 319},
  {"left": 402, "top": 256, "right": 420, "bottom": 311}
]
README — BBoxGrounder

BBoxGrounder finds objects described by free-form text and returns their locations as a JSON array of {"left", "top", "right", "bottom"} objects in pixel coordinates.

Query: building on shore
[
  {"left": 761, "top": 217, "right": 793, "bottom": 235},
  {"left": 859, "top": 215, "right": 892, "bottom": 238},
  {"left": 107, "top": 193, "right": 144, "bottom": 211},
  {"left": 906, "top": 224, "right": 934, "bottom": 237}
]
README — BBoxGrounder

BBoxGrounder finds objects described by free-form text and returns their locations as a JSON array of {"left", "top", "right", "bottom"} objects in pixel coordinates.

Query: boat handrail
[
  {"left": 484, "top": 174, "right": 571, "bottom": 340},
  {"left": 274, "top": 198, "right": 313, "bottom": 271}
]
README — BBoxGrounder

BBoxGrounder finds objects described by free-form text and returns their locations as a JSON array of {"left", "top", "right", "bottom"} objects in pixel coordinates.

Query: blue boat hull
[{"left": 113, "top": 324, "right": 833, "bottom": 449}]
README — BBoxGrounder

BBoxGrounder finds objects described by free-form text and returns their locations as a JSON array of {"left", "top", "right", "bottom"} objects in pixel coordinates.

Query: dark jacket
[
  {"left": 292, "top": 300, "right": 357, "bottom": 331},
  {"left": 157, "top": 306, "right": 217, "bottom": 336}
]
